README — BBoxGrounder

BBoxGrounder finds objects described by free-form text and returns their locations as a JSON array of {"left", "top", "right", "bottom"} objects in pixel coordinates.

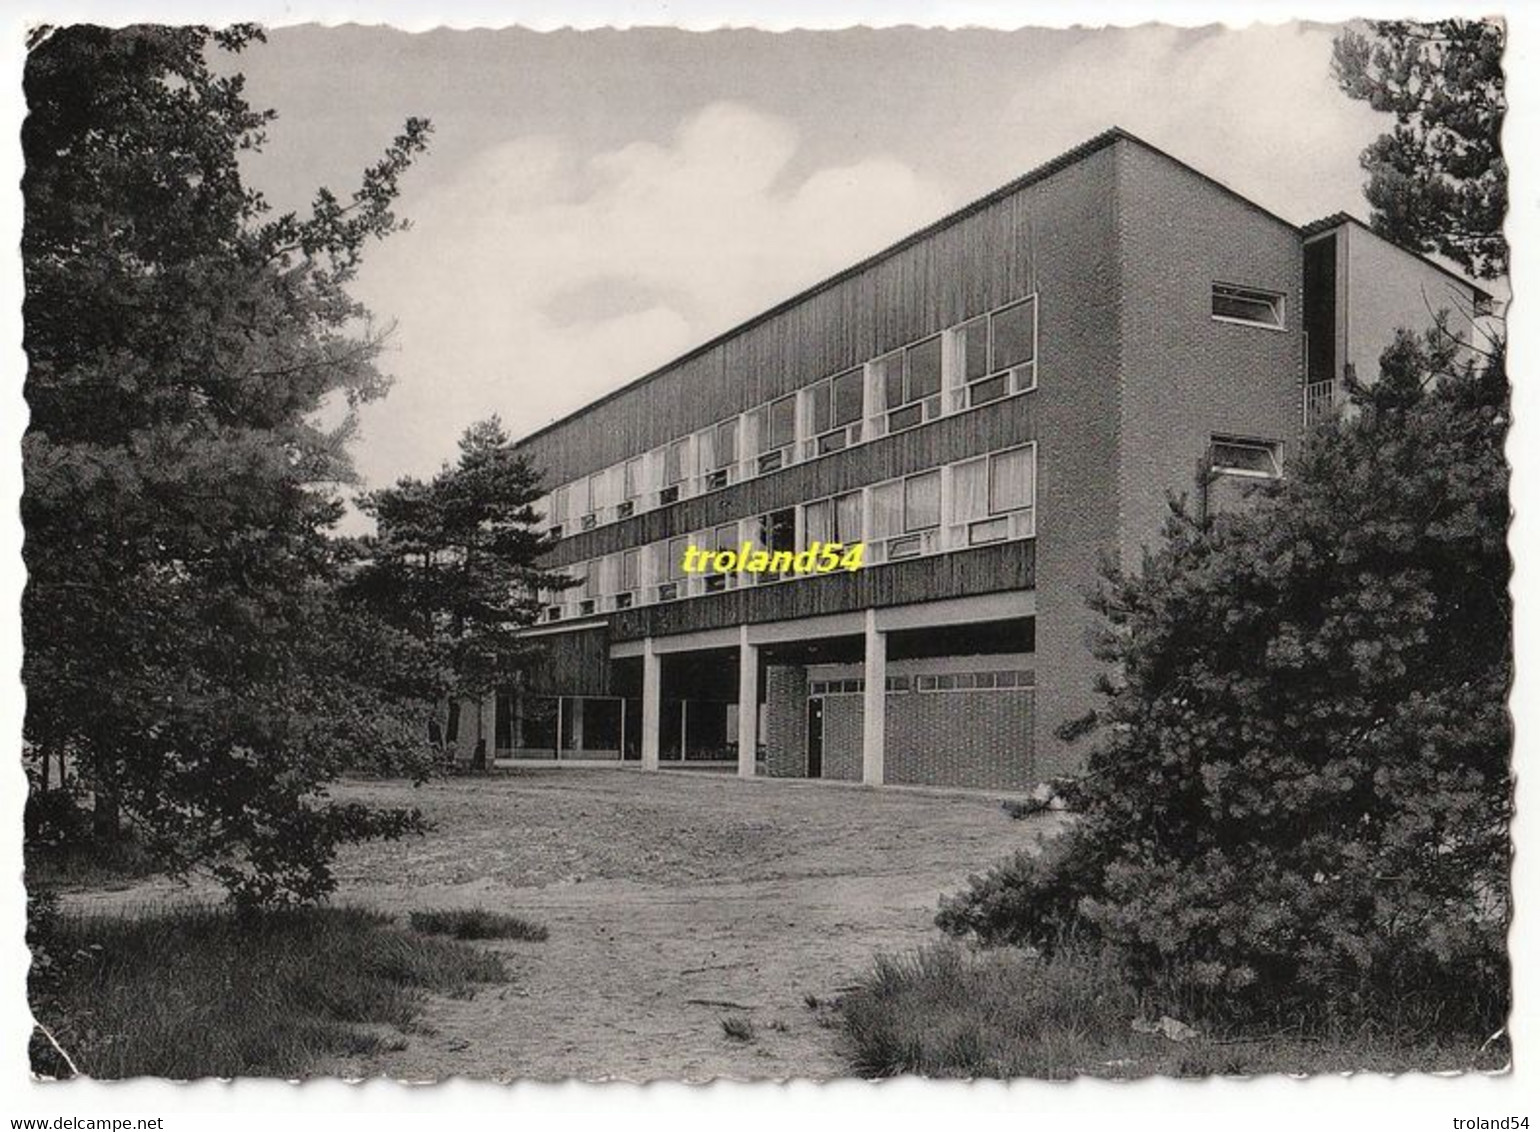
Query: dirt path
[{"left": 70, "top": 769, "right": 1057, "bottom": 1081}]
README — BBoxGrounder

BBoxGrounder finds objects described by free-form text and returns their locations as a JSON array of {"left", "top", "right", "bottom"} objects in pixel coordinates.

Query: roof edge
[
  {"left": 508, "top": 128, "right": 1389, "bottom": 453},
  {"left": 513, "top": 126, "right": 1148, "bottom": 452},
  {"left": 1300, "top": 212, "right": 1493, "bottom": 302}
]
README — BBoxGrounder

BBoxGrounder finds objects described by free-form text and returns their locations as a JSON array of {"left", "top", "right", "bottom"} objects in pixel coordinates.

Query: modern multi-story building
[{"left": 468, "top": 127, "right": 1487, "bottom": 791}]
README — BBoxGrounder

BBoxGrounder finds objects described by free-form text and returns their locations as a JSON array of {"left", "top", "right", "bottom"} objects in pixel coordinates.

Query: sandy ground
[{"left": 68, "top": 767, "right": 1058, "bottom": 1082}]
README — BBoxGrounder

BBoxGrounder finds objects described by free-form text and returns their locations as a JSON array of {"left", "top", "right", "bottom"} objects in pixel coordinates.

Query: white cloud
[
  {"left": 1002, "top": 23, "right": 1383, "bottom": 223},
  {"left": 350, "top": 101, "right": 950, "bottom": 493}
]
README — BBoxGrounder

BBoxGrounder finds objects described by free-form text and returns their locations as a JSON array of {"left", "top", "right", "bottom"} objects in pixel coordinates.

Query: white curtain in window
[
  {"left": 989, "top": 446, "right": 1035, "bottom": 514},
  {"left": 621, "top": 550, "right": 639, "bottom": 591},
  {"left": 905, "top": 471, "right": 941, "bottom": 531},
  {"left": 871, "top": 481, "right": 904, "bottom": 539},
  {"left": 592, "top": 466, "right": 618, "bottom": 510},
  {"left": 661, "top": 441, "right": 680, "bottom": 485},
  {"left": 952, "top": 457, "right": 990, "bottom": 522},
  {"left": 836, "top": 491, "right": 863, "bottom": 542},
  {"left": 697, "top": 426, "right": 717, "bottom": 475},
  {"left": 804, "top": 498, "right": 833, "bottom": 544}
]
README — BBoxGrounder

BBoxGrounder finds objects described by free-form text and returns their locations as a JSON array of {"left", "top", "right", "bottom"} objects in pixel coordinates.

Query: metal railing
[{"left": 1305, "top": 379, "right": 1338, "bottom": 429}]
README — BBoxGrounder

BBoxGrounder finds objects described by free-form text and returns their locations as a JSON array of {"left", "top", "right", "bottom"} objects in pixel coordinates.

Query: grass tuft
[
  {"left": 720, "top": 1014, "right": 756, "bottom": 1042},
  {"left": 408, "top": 907, "right": 549, "bottom": 942},
  {"left": 26, "top": 837, "right": 159, "bottom": 893},
  {"left": 839, "top": 942, "right": 1506, "bottom": 1079},
  {"left": 30, "top": 903, "right": 508, "bottom": 1079}
]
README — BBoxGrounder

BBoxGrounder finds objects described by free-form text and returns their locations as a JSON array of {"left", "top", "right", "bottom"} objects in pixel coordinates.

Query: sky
[{"left": 223, "top": 21, "right": 1387, "bottom": 504}]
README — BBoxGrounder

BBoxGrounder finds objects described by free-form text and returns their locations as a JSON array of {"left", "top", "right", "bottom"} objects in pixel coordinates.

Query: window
[
  {"left": 879, "top": 336, "right": 943, "bottom": 432},
  {"left": 613, "top": 548, "right": 639, "bottom": 608},
  {"left": 803, "top": 490, "right": 863, "bottom": 547},
  {"left": 586, "top": 468, "right": 621, "bottom": 528},
  {"left": 704, "top": 522, "right": 739, "bottom": 593},
  {"left": 659, "top": 535, "right": 689, "bottom": 601},
  {"left": 805, "top": 368, "right": 864, "bottom": 457},
  {"left": 949, "top": 444, "right": 1036, "bottom": 545},
  {"left": 660, "top": 439, "right": 689, "bottom": 503},
  {"left": 752, "top": 396, "right": 797, "bottom": 473},
  {"left": 914, "top": 668, "right": 1034, "bottom": 692},
  {"left": 756, "top": 507, "right": 796, "bottom": 582},
  {"left": 574, "top": 475, "right": 596, "bottom": 529},
  {"left": 549, "top": 484, "right": 570, "bottom": 538},
  {"left": 1210, "top": 437, "right": 1282, "bottom": 478},
  {"left": 811, "top": 678, "right": 864, "bottom": 695},
  {"left": 573, "top": 561, "right": 597, "bottom": 616},
  {"left": 697, "top": 419, "right": 738, "bottom": 490},
  {"left": 1212, "top": 283, "right": 1284, "bottom": 329},
  {"left": 953, "top": 297, "right": 1038, "bottom": 408},
  {"left": 667, "top": 536, "right": 690, "bottom": 581},
  {"left": 871, "top": 470, "right": 941, "bottom": 560}
]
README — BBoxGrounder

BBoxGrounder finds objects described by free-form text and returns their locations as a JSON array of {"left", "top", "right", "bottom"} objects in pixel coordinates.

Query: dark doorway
[{"left": 806, "top": 697, "right": 825, "bottom": 778}]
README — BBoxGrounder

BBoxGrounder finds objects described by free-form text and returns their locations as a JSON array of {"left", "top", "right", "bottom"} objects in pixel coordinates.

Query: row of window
[
  {"left": 542, "top": 443, "right": 1037, "bottom": 621},
  {"left": 534, "top": 295, "right": 1040, "bottom": 537},
  {"left": 808, "top": 669, "right": 1036, "bottom": 696}
]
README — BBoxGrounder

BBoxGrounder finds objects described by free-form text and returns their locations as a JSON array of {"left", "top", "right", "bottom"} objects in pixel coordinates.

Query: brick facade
[
  {"left": 818, "top": 696, "right": 865, "bottom": 783},
  {"left": 764, "top": 664, "right": 808, "bottom": 777},
  {"left": 886, "top": 688, "right": 1035, "bottom": 789}
]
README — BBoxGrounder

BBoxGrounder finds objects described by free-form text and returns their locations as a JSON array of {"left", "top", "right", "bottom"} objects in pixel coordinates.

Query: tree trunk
[
  {"left": 90, "top": 749, "right": 121, "bottom": 840},
  {"left": 92, "top": 790, "right": 120, "bottom": 841}
]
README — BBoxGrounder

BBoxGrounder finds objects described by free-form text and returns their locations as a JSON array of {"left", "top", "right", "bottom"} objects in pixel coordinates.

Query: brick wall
[
  {"left": 764, "top": 664, "right": 807, "bottom": 777},
  {"left": 1114, "top": 141, "right": 1304, "bottom": 571},
  {"left": 819, "top": 696, "right": 864, "bottom": 782},
  {"left": 1027, "top": 144, "right": 1123, "bottom": 780},
  {"left": 886, "top": 688, "right": 1035, "bottom": 790},
  {"left": 1035, "top": 138, "right": 1306, "bottom": 779}
]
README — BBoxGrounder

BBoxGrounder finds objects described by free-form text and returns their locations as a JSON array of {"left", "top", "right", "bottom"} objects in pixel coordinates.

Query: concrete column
[
  {"left": 862, "top": 609, "right": 886, "bottom": 786},
  {"left": 641, "top": 638, "right": 661, "bottom": 770},
  {"left": 738, "top": 625, "right": 759, "bottom": 778}
]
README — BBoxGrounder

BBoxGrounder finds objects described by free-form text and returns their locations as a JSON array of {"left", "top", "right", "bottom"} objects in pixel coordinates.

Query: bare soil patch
[{"left": 64, "top": 767, "right": 1054, "bottom": 1081}]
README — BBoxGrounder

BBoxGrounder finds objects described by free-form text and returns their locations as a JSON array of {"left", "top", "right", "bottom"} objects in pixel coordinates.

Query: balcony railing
[{"left": 1305, "top": 379, "right": 1338, "bottom": 428}]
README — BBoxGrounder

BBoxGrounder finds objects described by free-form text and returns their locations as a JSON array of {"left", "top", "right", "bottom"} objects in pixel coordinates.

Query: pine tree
[
  {"left": 23, "top": 24, "right": 434, "bottom": 904},
  {"left": 351, "top": 418, "right": 570, "bottom": 767},
  {"left": 1333, "top": 19, "right": 1506, "bottom": 279}
]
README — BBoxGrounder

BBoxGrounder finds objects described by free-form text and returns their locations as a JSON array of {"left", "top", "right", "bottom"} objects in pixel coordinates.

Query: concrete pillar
[
  {"left": 738, "top": 626, "right": 759, "bottom": 778},
  {"left": 862, "top": 609, "right": 886, "bottom": 786},
  {"left": 641, "top": 638, "right": 661, "bottom": 770}
]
